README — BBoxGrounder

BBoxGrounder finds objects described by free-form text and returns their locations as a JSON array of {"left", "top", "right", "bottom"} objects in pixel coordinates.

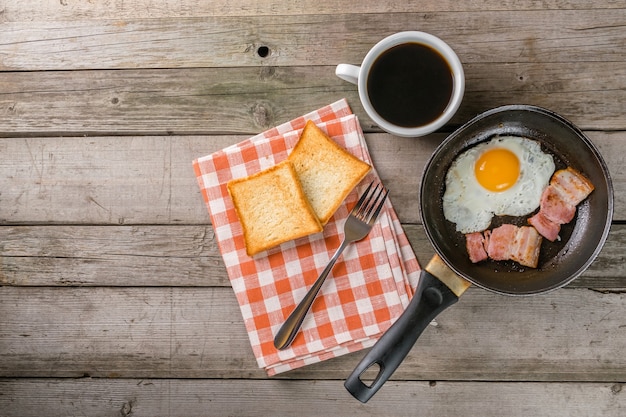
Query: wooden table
[{"left": 1, "top": 1, "right": 624, "bottom": 416}]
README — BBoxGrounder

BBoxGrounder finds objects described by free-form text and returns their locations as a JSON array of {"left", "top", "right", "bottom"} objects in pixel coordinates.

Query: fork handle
[{"left": 273, "top": 238, "right": 350, "bottom": 350}]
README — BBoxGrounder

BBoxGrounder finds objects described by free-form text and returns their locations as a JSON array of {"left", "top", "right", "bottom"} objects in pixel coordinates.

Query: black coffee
[{"left": 367, "top": 42, "right": 454, "bottom": 128}]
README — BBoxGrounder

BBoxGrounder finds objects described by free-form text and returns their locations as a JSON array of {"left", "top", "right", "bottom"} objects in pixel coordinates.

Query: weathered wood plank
[
  {"left": 1, "top": 224, "right": 625, "bottom": 289},
  {"left": 1, "top": 63, "right": 624, "bottom": 136},
  {"left": 0, "top": 286, "right": 623, "bottom": 380},
  {"left": 0, "top": 135, "right": 212, "bottom": 225},
  {"left": 0, "top": 225, "right": 223, "bottom": 287},
  {"left": 0, "top": 379, "right": 623, "bottom": 417},
  {"left": 1, "top": 11, "right": 624, "bottom": 71},
  {"left": 3, "top": 0, "right": 624, "bottom": 22},
  {"left": 0, "top": 67, "right": 352, "bottom": 136},
  {"left": 1, "top": 132, "right": 624, "bottom": 225}
]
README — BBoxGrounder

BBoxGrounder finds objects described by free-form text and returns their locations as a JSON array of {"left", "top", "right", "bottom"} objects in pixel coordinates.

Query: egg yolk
[{"left": 474, "top": 148, "right": 520, "bottom": 192}]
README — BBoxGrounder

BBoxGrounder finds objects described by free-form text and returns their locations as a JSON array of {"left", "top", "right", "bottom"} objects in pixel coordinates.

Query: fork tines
[{"left": 353, "top": 181, "right": 389, "bottom": 224}]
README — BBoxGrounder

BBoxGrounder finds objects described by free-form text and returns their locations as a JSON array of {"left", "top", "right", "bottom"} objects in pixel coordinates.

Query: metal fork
[{"left": 273, "top": 181, "right": 389, "bottom": 350}]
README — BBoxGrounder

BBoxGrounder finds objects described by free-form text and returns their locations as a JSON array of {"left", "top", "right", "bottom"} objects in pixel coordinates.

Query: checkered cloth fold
[{"left": 193, "top": 99, "right": 420, "bottom": 375}]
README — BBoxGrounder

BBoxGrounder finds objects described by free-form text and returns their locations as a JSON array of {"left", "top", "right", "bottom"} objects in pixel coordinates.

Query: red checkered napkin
[{"left": 193, "top": 99, "right": 421, "bottom": 375}]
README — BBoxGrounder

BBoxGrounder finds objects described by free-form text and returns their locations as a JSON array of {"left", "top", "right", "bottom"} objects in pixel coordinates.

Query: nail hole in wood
[{"left": 257, "top": 46, "right": 270, "bottom": 58}]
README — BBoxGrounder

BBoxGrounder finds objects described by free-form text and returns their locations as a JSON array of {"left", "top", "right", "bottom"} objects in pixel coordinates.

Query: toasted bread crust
[
  {"left": 227, "top": 160, "right": 323, "bottom": 256},
  {"left": 288, "top": 120, "right": 371, "bottom": 224}
]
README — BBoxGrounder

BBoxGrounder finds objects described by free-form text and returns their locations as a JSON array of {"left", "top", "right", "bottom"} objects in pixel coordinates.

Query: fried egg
[{"left": 443, "top": 136, "right": 555, "bottom": 233}]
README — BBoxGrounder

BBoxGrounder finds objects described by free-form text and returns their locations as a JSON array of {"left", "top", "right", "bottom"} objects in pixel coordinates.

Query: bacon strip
[
  {"left": 465, "top": 232, "right": 488, "bottom": 263},
  {"left": 466, "top": 224, "right": 542, "bottom": 268},
  {"left": 538, "top": 185, "right": 577, "bottom": 224},
  {"left": 551, "top": 167, "right": 595, "bottom": 206},
  {"left": 528, "top": 167, "right": 594, "bottom": 241},
  {"left": 528, "top": 211, "right": 559, "bottom": 242},
  {"left": 485, "top": 224, "right": 517, "bottom": 261},
  {"left": 510, "top": 225, "right": 542, "bottom": 268}
]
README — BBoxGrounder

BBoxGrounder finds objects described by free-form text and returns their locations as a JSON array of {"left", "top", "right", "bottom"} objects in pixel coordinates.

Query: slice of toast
[
  {"left": 227, "top": 159, "right": 323, "bottom": 257},
  {"left": 288, "top": 120, "right": 371, "bottom": 224}
]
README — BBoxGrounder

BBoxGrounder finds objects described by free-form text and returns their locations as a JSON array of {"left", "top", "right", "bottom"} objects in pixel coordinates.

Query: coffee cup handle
[{"left": 335, "top": 64, "right": 360, "bottom": 85}]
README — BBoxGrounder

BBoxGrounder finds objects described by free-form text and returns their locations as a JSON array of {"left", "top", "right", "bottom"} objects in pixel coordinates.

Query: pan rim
[{"left": 420, "top": 104, "right": 614, "bottom": 296}]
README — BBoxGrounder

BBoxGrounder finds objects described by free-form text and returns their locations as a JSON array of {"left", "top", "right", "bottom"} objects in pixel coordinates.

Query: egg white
[{"left": 443, "top": 136, "right": 555, "bottom": 233}]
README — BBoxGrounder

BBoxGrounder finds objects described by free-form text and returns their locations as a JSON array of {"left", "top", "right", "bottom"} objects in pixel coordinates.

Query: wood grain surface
[{"left": 1, "top": 1, "right": 624, "bottom": 416}]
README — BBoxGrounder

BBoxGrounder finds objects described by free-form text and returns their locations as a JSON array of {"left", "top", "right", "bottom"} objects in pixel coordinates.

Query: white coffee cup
[{"left": 336, "top": 31, "right": 464, "bottom": 137}]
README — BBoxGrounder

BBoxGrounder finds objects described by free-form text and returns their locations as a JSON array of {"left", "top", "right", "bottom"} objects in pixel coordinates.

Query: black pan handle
[{"left": 344, "top": 271, "right": 459, "bottom": 403}]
